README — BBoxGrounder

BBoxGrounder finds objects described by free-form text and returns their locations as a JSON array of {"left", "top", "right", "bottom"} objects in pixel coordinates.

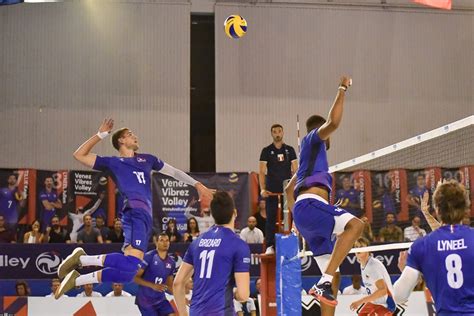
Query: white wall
[
  {"left": 215, "top": 3, "right": 474, "bottom": 172},
  {"left": 0, "top": 1, "right": 191, "bottom": 170}
]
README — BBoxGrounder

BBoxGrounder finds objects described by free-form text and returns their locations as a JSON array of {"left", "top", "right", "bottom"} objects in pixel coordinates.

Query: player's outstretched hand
[
  {"left": 340, "top": 76, "right": 352, "bottom": 88},
  {"left": 195, "top": 182, "right": 215, "bottom": 203},
  {"left": 420, "top": 191, "right": 430, "bottom": 213},
  {"left": 350, "top": 299, "right": 363, "bottom": 311},
  {"left": 98, "top": 118, "right": 114, "bottom": 134}
]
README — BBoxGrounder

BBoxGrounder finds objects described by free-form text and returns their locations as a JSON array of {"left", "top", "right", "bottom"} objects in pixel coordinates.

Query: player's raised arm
[
  {"left": 73, "top": 118, "right": 114, "bottom": 168},
  {"left": 317, "top": 76, "right": 351, "bottom": 141},
  {"left": 420, "top": 191, "right": 441, "bottom": 231}
]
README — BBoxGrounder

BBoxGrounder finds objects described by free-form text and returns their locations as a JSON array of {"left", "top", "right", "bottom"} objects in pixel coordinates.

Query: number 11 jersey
[{"left": 183, "top": 225, "right": 251, "bottom": 316}]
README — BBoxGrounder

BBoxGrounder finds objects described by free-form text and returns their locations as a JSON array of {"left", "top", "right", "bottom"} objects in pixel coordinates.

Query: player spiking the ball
[
  {"left": 55, "top": 118, "right": 214, "bottom": 299},
  {"left": 285, "top": 76, "right": 364, "bottom": 312}
]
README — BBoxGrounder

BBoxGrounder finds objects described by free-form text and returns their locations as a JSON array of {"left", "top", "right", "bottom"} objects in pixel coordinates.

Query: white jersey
[
  {"left": 105, "top": 290, "right": 132, "bottom": 297},
  {"left": 76, "top": 291, "right": 103, "bottom": 297},
  {"left": 361, "top": 256, "right": 394, "bottom": 307}
]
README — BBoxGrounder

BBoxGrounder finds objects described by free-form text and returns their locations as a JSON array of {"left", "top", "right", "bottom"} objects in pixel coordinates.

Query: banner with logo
[
  {"left": 0, "top": 169, "right": 33, "bottom": 229},
  {"left": 331, "top": 171, "right": 370, "bottom": 219},
  {"left": 35, "top": 170, "right": 69, "bottom": 230},
  {"left": 152, "top": 172, "right": 250, "bottom": 235},
  {"left": 442, "top": 166, "right": 474, "bottom": 216},
  {"left": 67, "top": 170, "right": 115, "bottom": 241},
  {"left": 0, "top": 242, "right": 408, "bottom": 279}
]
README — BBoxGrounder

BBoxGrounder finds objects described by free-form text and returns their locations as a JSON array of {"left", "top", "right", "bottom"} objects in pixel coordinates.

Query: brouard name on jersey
[
  {"left": 198, "top": 238, "right": 222, "bottom": 248},
  {"left": 437, "top": 239, "right": 468, "bottom": 251}
]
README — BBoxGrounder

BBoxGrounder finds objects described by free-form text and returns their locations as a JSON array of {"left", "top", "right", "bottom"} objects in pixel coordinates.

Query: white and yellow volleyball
[{"left": 224, "top": 15, "right": 248, "bottom": 39}]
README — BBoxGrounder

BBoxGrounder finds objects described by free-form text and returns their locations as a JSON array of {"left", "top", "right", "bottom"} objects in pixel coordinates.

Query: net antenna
[{"left": 294, "top": 114, "right": 308, "bottom": 257}]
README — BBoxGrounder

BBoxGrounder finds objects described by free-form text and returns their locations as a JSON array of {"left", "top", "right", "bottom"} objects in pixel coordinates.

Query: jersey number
[
  {"left": 154, "top": 277, "right": 163, "bottom": 284},
  {"left": 133, "top": 172, "right": 146, "bottom": 184},
  {"left": 8, "top": 200, "right": 12, "bottom": 208},
  {"left": 199, "top": 250, "right": 216, "bottom": 279},
  {"left": 445, "top": 254, "right": 464, "bottom": 289}
]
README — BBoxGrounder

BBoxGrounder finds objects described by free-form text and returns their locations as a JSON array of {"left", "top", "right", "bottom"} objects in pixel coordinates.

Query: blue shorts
[
  {"left": 121, "top": 208, "right": 152, "bottom": 253},
  {"left": 138, "top": 300, "right": 175, "bottom": 316},
  {"left": 293, "top": 194, "right": 354, "bottom": 256}
]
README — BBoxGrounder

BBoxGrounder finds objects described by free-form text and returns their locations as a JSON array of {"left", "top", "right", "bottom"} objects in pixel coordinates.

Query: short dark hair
[
  {"left": 270, "top": 124, "right": 283, "bottom": 132},
  {"left": 306, "top": 115, "right": 326, "bottom": 133},
  {"left": 111, "top": 127, "right": 130, "bottom": 151},
  {"left": 211, "top": 191, "right": 235, "bottom": 225},
  {"left": 156, "top": 232, "right": 169, "bottom": 240},
  {"left": 433, "top": 180, "right": 470, "bottom": 225}
]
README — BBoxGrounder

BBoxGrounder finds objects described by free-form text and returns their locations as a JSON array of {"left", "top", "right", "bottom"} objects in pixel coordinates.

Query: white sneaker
[{"left": 265, "top": 246, "right": 275, "bottom": 255}]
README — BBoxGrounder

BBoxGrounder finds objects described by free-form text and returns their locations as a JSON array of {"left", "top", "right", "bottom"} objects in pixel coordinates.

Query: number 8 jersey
[
  {"left": 183, "top": 225, "right": 251, "bottom": 316},
  {"left": 406, "top": 225, "right": 474, "bottom": 315}
]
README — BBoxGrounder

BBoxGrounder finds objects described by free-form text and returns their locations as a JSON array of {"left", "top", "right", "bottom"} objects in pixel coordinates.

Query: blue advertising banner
[
  {"left": 0, "top": 243, "right": 403, "bottom": 279},
  {"left": 152, "top": 172, "right": 250, "bottom": 237}
]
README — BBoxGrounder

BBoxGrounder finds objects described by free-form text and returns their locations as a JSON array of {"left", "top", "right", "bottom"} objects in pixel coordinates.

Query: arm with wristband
[
  {"left": 317, "top": 76, "right": 352, "bottom": 141},
  {"left": 73, "top": 118, "right": 114, "bottom": 168}
]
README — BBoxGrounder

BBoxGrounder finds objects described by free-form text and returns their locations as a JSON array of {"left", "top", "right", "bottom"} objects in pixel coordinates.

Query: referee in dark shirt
[{"left": 259, "top": 124, "right": 297, "bottom": 254}]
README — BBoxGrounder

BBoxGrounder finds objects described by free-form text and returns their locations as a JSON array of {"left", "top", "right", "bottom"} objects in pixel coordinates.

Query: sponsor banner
[
  {"left": 0, "top": 243, "right": 404, "bottom": 279},
  {"left": 301, "top": 292, "right": 429, "bottom": 315},
  {"left": 332, "top": 171, "right": 370, "bottom": 219},
  {"left": 299, "top": 247, "right": 402, "bottom": 276},
  {"left": 442, "top": 166, "right": 474, "bottom": 216},
  {"left": 67, "top": 170, "right": 113, "bottom": 241},
  {"left": 369, "top": 170, "right": 407, "bottom": 230},
  {"left": 35, "top": 170, "right": 69, "bottom": 230},
  {"left": 0, "top": 243, "right": 261, "bottom": 279},
  {"left": 152, "top": 172, "right": 250, "bottom": 235},
  {"left": 9, "top": 292, "right": 431, "bottom": 316},
  {"left": 27, "top": 297, "right": 139, "bottom": 316},
  {"left": 0, "top": 169, "right": 32, "bottom": 229},
  {"left": 406, "top": 168, "right": 441, "bottom": 223}
]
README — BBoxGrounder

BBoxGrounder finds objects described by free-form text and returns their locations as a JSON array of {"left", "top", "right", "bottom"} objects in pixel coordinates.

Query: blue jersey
[
  {"left": 336, "top": 188, "right": 361, "bottom": 216},
  {"left": 295, "top": 128, "right": 332, "bottom": 196},
  {"left": 39, "top": 189, "right": 59, "bottom": 212},
  {"left": 0, "top": 187, "right": 19, "bottom": 225},
  {"left": 409, "top": 186, "right": 428, "bottom": 211},
  {"left": 136, "top": 250, "right": 176, "bottom": 308},
  {"left": 183, "top": 225, "right": 251, "bottom": 316},
  {"left": 93, "top": 153, "right": 164, "bottom": 216},
  {"left": 407, "top": 225, "right": 474, "bottom": 315}
]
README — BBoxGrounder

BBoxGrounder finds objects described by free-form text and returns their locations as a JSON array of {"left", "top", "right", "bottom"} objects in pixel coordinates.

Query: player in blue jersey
[
  {"left": 335, "top": 176, "right": 362, "bottom": 217},
  {"left": 134, "top": 232, "right": 176, "bottom": 316},
  {"left": 285, "top": 76, "right": 364, "bottom": 311},
  {"left": 39, "top": 177, "right": 62, "bottom": 232},
  {"left": 55, "top": 118, "right": 213, "bottom": 299},
  {"left": 0, "top": 174, "right": 24, "bottom": 228},
  {"left": 173, "top": 191, "right": 251, "bottom": 316},
  {"left": 394, "top": 180, "right": 474, "bottom": 315}
]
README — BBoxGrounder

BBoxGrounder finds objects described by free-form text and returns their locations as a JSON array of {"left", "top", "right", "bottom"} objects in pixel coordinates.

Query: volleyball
[{"left": 224, "top": 15, "right": 247, "bottom": 39}]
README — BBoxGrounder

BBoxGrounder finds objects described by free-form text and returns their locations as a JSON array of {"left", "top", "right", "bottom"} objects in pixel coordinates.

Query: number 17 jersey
[
  {"left": 407, "top": 225, "right": 474, "bottom": 315},
  {"left": 183, "top": 225, "right": 251, "bottom": 316}
]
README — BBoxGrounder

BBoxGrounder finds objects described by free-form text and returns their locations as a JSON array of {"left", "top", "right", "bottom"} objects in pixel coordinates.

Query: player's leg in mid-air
[
  {"left": 293, "top": 194, "right": 363, "bottom": 307},
  {"left": 55, "top": 208, "right": 150, "bottom": 298}
]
